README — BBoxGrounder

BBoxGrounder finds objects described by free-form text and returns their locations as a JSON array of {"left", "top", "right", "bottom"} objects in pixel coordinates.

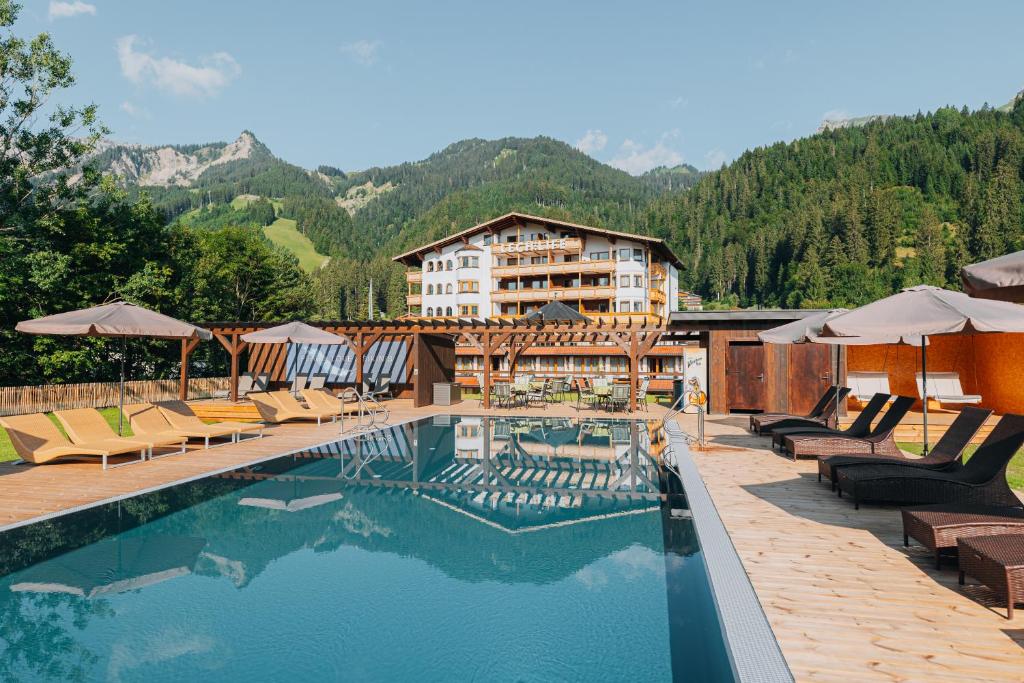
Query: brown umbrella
[
  {"left": 961, "top": 250, "right": 1024, "bottom": 303},
  {"left": 16, "top": 301, "right": 212, "bottom": 433},
  {"left": 821, "top": 285, "right": 1024, "bottom": 451},
  {"left": 241, "top": 322, "right": 346, "bottom": 395}
]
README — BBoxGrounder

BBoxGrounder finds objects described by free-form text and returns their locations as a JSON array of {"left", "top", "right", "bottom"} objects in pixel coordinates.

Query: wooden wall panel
[{"left": 413, "top": 334, "right": 456, "bottom": 407}]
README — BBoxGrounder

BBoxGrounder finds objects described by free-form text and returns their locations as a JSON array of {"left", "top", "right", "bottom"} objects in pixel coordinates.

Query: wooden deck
[
  {"left": 685, "top": 413, "right": 1024, "bottom": 682},
  {"left": 2, "top": 400, "right": 1024, "bottom": 680}
]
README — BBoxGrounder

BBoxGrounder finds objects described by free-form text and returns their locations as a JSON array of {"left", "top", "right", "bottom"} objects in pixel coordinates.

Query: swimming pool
[{"left": 0, "top": 416, "right": 744, "bottom": 681}]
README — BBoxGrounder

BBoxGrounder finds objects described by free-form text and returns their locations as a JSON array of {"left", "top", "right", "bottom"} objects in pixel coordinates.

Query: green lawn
[
  {"left": 898, "top": 442, "right": 1024, "bottom": 491},
  {"left": 0, "top": 408, "right": 131, "bottom": 462},
  {"left": 262, "top": 217, "right": 329, "bottom": 272}
]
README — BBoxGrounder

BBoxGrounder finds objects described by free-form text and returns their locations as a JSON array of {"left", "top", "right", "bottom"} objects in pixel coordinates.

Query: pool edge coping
[{"left": 663, "top": 420, "right": 794, "bottom": 683}]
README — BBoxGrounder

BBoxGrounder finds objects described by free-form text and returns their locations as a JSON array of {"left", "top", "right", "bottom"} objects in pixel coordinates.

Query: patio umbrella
[
  {"left": 522, "top": 301, "right": 591, "bottom": 323},
  {"left": 16, "top": 301, "right": 212, "bottom": 434},
  {"left": 241, "top": 321, "right": 346, "bottom": 395},
  {"left": 820, "top": 285, "right": 1024, "bottom": 452},
  {"left": 961, "top": 250, "right": 1024, "bottom": 303}
]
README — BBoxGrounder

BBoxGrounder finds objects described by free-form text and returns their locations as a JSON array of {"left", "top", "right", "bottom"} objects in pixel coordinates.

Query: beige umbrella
[
  {"left": 821, "top": 285, "right": 1024, "bottom": 452},
  {"left": 241, "top": 321, "right": 346, "bottom": 394},
  {"left": 961, "top": 250, "right": 1024, "bottom": 303},
  {"left": 16, "top": 301, "right": 212, "bottom": 434}
]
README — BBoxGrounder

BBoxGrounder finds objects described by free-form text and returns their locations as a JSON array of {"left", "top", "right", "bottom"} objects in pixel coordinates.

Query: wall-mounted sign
[{"left": 494, "top": 238, "right": 572, "bottom": 254}]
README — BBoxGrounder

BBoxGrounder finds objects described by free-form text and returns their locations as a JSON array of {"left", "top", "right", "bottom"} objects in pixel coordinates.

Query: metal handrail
[
  {"left": 661, "top": 392, "right": 705, "bottom": 449},
  {"left": 338, "top": 388, "right": 390, "bottom": 434}
]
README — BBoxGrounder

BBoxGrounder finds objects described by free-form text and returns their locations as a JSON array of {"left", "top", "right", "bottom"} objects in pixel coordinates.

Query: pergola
[{"left": 193, "top": 317, "right": 667, "bottom": 411}]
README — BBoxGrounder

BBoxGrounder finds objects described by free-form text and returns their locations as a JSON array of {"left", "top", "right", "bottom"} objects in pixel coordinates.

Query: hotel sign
[{"left": 494, "top": 238, "right": 577, "bottom": 254}]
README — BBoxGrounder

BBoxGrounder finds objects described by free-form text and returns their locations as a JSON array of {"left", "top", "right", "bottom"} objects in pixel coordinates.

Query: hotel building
[
  {"left": 394, "top": 213, "right": 681, "bottom": 321},
  {"left": 393, "top": 213, "right": 694, "bottom": 391}
]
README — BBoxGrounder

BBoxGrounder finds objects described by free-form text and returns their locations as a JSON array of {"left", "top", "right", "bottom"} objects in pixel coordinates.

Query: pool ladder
[
  {"left": 661, "top": 393, "right": 704, "bottom": 449},
  {"left": 338, "top": 388, "right": 389, "bottom": 434}
]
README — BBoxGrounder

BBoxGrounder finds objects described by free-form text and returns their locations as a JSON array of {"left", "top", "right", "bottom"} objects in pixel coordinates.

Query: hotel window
[
  {"left": 633, "top": 301, "right": 644, "bottom": 312},
  {"left": 426, "top": 307, "right": 433, "bottom": 316},
  {"left": 563, "top": 254, "right": 579, "bottom": 262},
  {"left": 634, "top": 275, "right": 644, "bottom": 288},
  {"left": 633, "top": 248, "right": 644, "bottom": 262},
  {"left": 458, "top": 304, "right": 479, "bottom": 316},
  {"left": 618, "top": 248, "right": 631, "bottom": 261},
  {"left": 459, "top": 256, "right": 479, "bottom": 268},
  {"left": 445, "top": 284, "right": 453, "bottom": 294},
  {"left": 426, "top": 284, "right": 434, "bottom": 295},
  {"left": 482, "top": 234, "right": 492, "bottom": 246},
  {"left": 619, "top": 275, "right": 630, "bottom": 287},
  {"left": 446, "top": 260, "right": 453, "bottom": 271},
  {"left": 589, "top": 251, "right": 608, "bottom": 260},
  {"left": 458, "top": 280, "right": 479, "bottom": 293},
  {"left": 506, "top": 235, "right": 517, "bottom": 243},
  {"left": 445, "top": 306, "right": 453, "bottom": 316},
  {"left": 530, "top": 256, "right": 547, "bottom": 265},
  {"left": 426, "top": 261, "right": 434, "bottom": 272}
]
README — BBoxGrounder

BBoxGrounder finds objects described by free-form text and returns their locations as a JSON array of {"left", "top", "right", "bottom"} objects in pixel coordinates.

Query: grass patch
[
  {"left": 0, "top": 408, "right": 131, "bottom": 463},
  {"left": 898, "top": 442, "right": 1024, "bottom": 491},
  {"left": 262, "top": 218, "right": 329, "bottom": 272}
]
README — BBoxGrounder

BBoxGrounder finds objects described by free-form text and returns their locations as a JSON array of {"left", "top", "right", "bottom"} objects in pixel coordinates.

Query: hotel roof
[{"left": 392, "top": 212, "right": 683, "bottom": 268}]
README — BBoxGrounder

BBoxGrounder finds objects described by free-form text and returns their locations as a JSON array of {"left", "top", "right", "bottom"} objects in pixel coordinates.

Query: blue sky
[{"left": 24, "top": 0, "right": 1024, "bottom": 173}]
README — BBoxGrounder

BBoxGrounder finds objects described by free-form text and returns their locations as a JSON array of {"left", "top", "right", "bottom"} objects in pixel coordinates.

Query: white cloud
[
  {"left": 575, "top": 129, "right": 608, "bottom": 155},
  {"left": 670, "top": 96, "right": 688, "bottom": 110},
  {"left": 48, "top": 1, "right": 96, "bottom": 20},
  {"left": 704, "top": 148, "right": 727, "bottom": 169},
  {"left": 608, "top": 131, "right": 684, "bottom": 175},
  {"left": 116, "top": 35, "right": 241, "bottom": 98},
  {"left": 340, "top": 40, "right": 381, "bottom": 66},
  {"left": 119, "top": 101, "right": 150, "bottom": 119}
]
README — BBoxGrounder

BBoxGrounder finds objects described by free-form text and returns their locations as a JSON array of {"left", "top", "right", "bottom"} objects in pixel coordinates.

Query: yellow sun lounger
[
  {"left": 0, "top": 413, "right": 147, "bottom": 470},
  {"left": 156, "top": 400, "right": 264, "bottom": 442},
  {"left": 124, "top": 403, "right": 237, "bottom": 449},
  {"left": 249, "top": 392, "right": 336, "bottom": 425},
  {"left": 55, "top": 408, "right": 186, "bottom": 460},
  {"left": 300, "top": 389, "right": 362, "bottom": 417}
]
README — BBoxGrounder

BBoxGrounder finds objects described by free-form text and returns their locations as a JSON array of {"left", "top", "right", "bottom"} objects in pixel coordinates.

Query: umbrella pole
[
  {"left": 119, "top": 336, "right": 126, "bottom": 435},
  {"left": 922, "top": 336, "right": 929, "bottom": 456},
  {"left": 834, "top": 348, "right": 840, "bottom": 427}
]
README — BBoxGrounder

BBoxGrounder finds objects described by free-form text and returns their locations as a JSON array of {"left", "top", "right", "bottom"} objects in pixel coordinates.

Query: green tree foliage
[{"left": 648, "top": 100, "right": 1024, "bottom": 306}]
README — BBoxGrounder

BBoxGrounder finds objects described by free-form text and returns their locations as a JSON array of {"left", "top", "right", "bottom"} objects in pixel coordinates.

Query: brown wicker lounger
[
  {"left": 749, "top": 387, "right": 850, "bottom": 434},
  {"left": 818, "top": 406, "right": 992, "bottom": 489},
  {"left": 902, "top": 504, "right": 1024, "bottom": 569},
  {"left": 782, "top": 396, "right": 915, "bottom": 461},
  {"left": 835, "top": 413, "right": 1024, "bottom": 509},
  {"left": 770, "top": 393, "right": 891, "bottom": 450},
  {"left": 957, "top": 534, "right": 1024, "bottom": 619}
]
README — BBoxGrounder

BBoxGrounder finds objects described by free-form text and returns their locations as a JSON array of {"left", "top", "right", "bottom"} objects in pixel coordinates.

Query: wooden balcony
[
  {"left": 491, "top": 285, "right": 615, "bottom": 303},
  {"left": 649, "top": 288, "right": 666, "bottom": 304},
  {"left": 405, "top": 271, "right": 422, "bottom": 283},
  {"left": 406, "top": 294, "right": 422, "bottom": 306},
  {"left": 492, "top": 259, "right": 615, "bottom": 278}
]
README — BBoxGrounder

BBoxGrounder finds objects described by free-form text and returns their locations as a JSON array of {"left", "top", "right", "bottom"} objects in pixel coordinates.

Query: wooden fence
[{"left": 0, "top": 377, "right": 230, "bottom": 416}]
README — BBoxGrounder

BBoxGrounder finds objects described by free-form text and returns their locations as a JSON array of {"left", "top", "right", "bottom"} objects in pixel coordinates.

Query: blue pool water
[{"left": 0, "top": 416, "right": 733, "bottom": 682}]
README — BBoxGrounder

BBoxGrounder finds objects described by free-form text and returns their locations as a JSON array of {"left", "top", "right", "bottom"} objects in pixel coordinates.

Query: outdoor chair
[
  {"left": 835, "top": 413, "right": 1024, "bottom": 509},
  {"left": 492, "top": 383, "right": 513, "bottom": 409},
  {"left": 368, "top": 374, "right": 393, "bottom": 401},
  {"left": 916, "top": 372, "right": 982, "bottom": 406},
  {"left": 55, "top": 408, "right": 186, "bottom": 459},
  {"left": 237, "top": 372, "right": 255, "bottom": 398},
  {"left": 124, "top": 402, "right": 236, "bottom": 449},
  {"left": 770, "top": 392, "right": 891, "bottom": 450},
  {"left": 252, "top": 373, "right": 270, "bottom": 393},
  {"left": 636, "top": 377, "right": 651, "bottom": 412},
  {"left": 847, "top": 372, "right": 892, "bottom": 403},
  {"left": 781, "top": 395, "right": 915, "bottom": 461},
  {"left": 750, "top": 386, "right": 850, "bottom": 434},
  {"left": 818, "top": 406, "right": 992, "bottom": 489},
  {"left": 307, "top": 373, "right": 328, "bottom": 390},
  {"left": 576, "top": 378, "right": 600, "bottom": 411},
  {"left": 609, "top": 384, "right": 631, "bottom": 412},
  {"left": 301, "top": 388, "right": 361, "bottom": 417},
  {"left": 560, "top": 375, "right": 574, "bottom": 402},
  {"left": 0, "top": 413, "right": 148, "bottom": 470},
  {"left": 249, "top": 392, "right": 336, "bottom": 425},
  {"left": 291, "top": 373, "right": 309, "bottom": 394},
  {"left": 157, "top": 400, "right": 264, "bottom": 442}
]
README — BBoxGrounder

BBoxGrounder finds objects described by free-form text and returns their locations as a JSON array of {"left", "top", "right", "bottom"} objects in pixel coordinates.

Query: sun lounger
[
  {"left": 308, "top": 373, "right": 328, "bottom": 390},
  {"left": 902, "top": 503, "right": 1024, "bottom": 569},
  {"left": 750, "top": 387, "right": 850, "bottom": 434},
  {"left": 55, "top": 408, "right": 186, "bottom": 459},
  {"left": 125, "top": 403, "right": 238, "bottom": 449},
  {"left": 300, "top": 388, "right": 361, "bottom": 417},
  {"left": 0, "top": 413, "right": 147, "bottom": 469},
  {"left": 818, "top": 406, "right": 992, "bottom": 488},
  {"left": 848, "top": 372, "right": 892, "bottom": 402},
  {"left": 157, "top": 400, "right": 264, "bottom": 442},
  {"left": 249, "top": 392, "right": 335, "bottom": 425},
  {"left": 770, "top": 393, "right": 891, "bottom": 449},
  {"left": 915, "top": 372, "right": 982, "bottom": 405},
  {"left": 835, "top": 413, "right": 1024, "bottom": 509},
  {"left": 782, "top": 395, "right": 915, "bottom": 460}
]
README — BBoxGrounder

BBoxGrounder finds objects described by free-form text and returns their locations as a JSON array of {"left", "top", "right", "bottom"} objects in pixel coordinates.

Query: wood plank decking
[{"left": 686, "top": 413, "right": 1024, "bottom": 682}]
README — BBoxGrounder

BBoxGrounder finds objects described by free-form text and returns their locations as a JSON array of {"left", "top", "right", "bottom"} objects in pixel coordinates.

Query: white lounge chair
[
  {"left": 848, "top": 372, "right": 892, "bottom": 402},
  {"left": 915, "top": 372, "right": 982, "bottom": 405}
]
